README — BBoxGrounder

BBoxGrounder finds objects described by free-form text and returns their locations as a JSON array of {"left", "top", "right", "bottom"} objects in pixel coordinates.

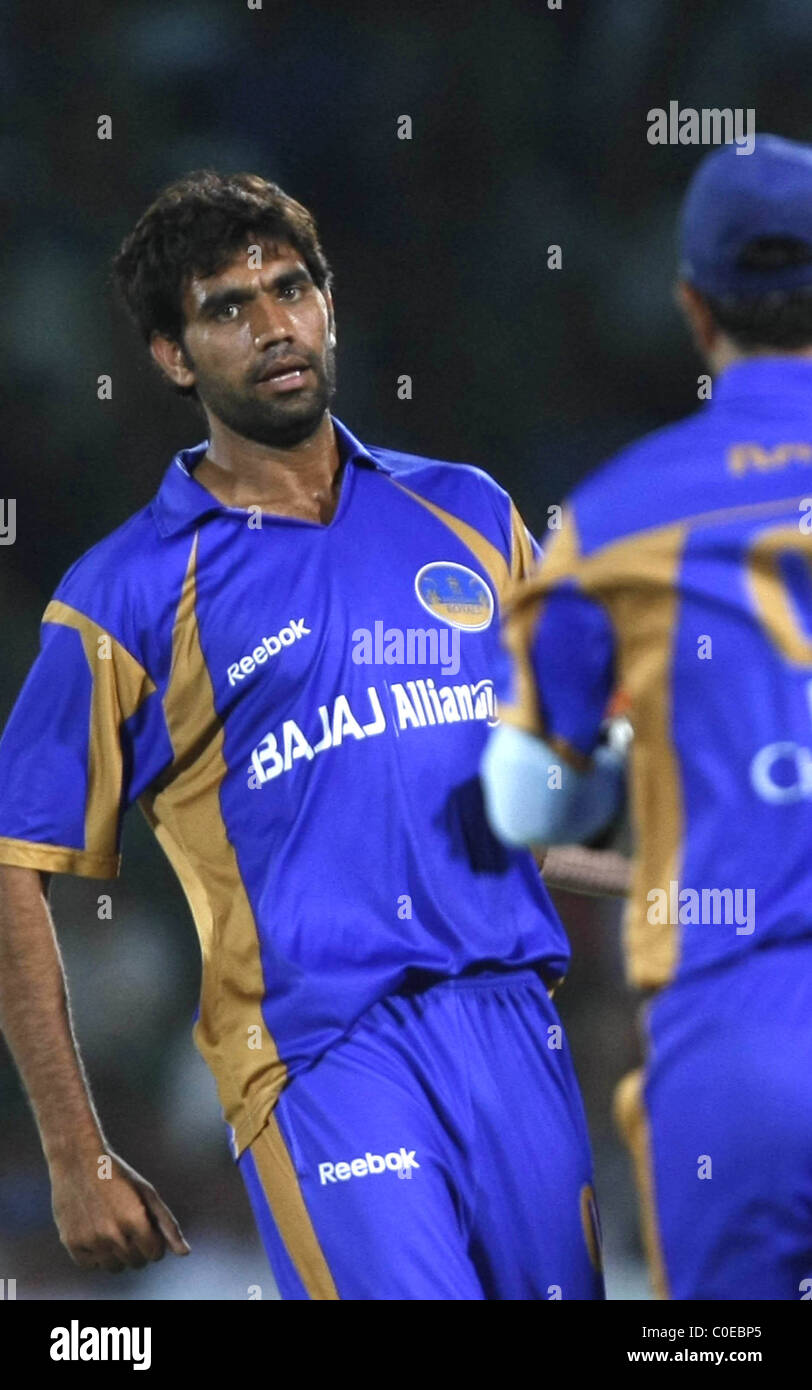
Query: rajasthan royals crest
[{"left": 414, "top": 562, "right": 494, "bottom": 631}]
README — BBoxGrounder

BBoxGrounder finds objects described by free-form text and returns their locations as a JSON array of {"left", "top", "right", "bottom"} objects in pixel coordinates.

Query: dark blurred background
[{"left": 2, "top": 0, "right": 812, "bottom": 1300}]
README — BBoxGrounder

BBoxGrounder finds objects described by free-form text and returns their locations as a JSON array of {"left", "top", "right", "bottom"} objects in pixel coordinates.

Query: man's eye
[
  {"left": 217, "top": 303, "right": 241, "bottom": 320},
  {"left": 280, "top": 284, "right": 303, "bottom": 300}
]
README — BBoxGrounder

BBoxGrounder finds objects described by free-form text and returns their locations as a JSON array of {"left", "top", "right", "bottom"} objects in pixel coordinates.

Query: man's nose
[{"left": 250, "top": 294, "right": 293, "bottom": 349}]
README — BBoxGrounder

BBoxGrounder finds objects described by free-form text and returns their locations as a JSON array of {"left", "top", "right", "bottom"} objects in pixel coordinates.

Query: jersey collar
[
  {"left": 152, "top": 415, "right": 392, "bottom": 538},
  {"left": 713, "top": 355, "right": 812, "bottom": 405}
]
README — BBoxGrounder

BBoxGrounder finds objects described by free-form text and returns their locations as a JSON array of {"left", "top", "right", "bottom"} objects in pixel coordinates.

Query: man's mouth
[{"left": 255, "top": 358, "right": 312, "bottom": 392}]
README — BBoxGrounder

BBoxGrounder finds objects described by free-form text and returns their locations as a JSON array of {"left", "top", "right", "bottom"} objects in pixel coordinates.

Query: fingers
[
  {"left": 72, "top": 1236, "right": 131, "bottom": 1273},
  {"left": 123, "top": 1214, "right": 166, "bottom": 1266},
  {"left": 99, "top": 1247, "right": 127, "bottom": 1274},
  {"left": 138, "top": 1185, "right": 191, "bottom": 1257},
  {"left": 56, "top": 1167, "right": 190, "bottom": 1274},
  {"left": 66, "top": 1208, "right": 168, "bottom": 1272},
  {"left": 73, "top": 1217, "right": 174, "bottom": 1273},
  {"left": 119, "top": 1229, "right": 153, "bottom": 1269},
  {"left": 71, "top": 1230, "right": 160, "bottom": 1272}
]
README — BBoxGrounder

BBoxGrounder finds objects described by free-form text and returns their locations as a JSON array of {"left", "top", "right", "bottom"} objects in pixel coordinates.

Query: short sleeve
[
  {"left": 0, "top": 598, "right": 164, "bottom": 878},
  {"left": 475, "top": 471, "right": 541, "bottom": 592},
  {"left": 498, "top": 510, "right": 616, "bottom": 767}
]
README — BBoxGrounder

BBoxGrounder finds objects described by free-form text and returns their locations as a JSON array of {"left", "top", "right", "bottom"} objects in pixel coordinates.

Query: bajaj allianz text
[{"left": 249, "top": 678, "right": 498, "bottom": 785}]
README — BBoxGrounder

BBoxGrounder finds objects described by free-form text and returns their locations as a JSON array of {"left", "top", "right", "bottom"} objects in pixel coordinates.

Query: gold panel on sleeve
[
  {"left": 582, "top": 524, "right": 687, "bottom": 988},
  {"left": 499, "top": 510, "right": 582, "bottom": 738},
  {"left": 139, "top": 533, "right": 284, "bottom": 1157},
  {"left": 0, "top": 836, "right": 119, "bottom": 879},
  {"left": 41, "top": 600, "right": 155, "bottom": 871},
  {"left": 509, "top": 501, "right": 538, "bottom": 581},
  {"left": 499, "top": 515, "right": 688, "bottom": 988}
]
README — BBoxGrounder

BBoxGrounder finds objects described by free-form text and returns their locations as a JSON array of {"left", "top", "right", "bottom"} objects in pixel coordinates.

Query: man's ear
[
  {"left": 325, "top": 290, "right": 336, "bottom": 348},
  {"left": 150, "top": 332, "right": 196, "bottom": 391},
  {"left": 674, "top": 280, "right": 718, "bottom": 356}
]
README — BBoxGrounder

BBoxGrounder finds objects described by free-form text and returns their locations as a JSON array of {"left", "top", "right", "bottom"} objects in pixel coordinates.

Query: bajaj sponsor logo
[
  {"left": 227, "top": 618, "right": 310, "bottom": 685},
  {"left": 248, "top": 678, "right": 499, "bottom": 785},
  {"left": 415, "top": 562, "right": 494, "bottom": 631},
  {"left": 319, "top": 1148, "right": 419, "bottom": 1185}
]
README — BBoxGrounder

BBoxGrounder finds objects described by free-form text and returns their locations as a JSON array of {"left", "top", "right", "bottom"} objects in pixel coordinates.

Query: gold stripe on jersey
[
  {"left": 139, "top": 532, "right": 284, "bottom": 1157},
  {"left": 249, "top": 1116, "right": 340, "bottom": 1300},
  {"left": 0, "top": 835, "right": 119, "bottom": 879},
  {"left": 500, "top": 512, "right": 688, "bottom": 988},
  {"left": 508, "top": 500, "right": 538, "bottom": 581},
  {"left": 389, "top": 480, "right": 511, "bottom": 599},
  {"left": 614, "top": 1068, "right": 670, "bottom": 1299},
  {"left": 588, "top": 524, "right": 686, "bottom": 987},
  {"left": 579, "top": 1182, "right": 604, "bottom": 1275},
  {"left": 500, "top": 512, "right": 586, "bottom": 752},
  {"left": 42, "top": 600, "right": 155, "bottom": 875},
  {"left": 747, "top": 522, "right": 812, "bottom": 665},
  {"left": 499, "top": 584, "right": 546, "bottom": 738}
]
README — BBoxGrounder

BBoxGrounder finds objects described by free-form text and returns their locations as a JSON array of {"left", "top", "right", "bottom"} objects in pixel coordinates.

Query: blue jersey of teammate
[
  {"left": 0, "top": 416, "right": 568, "bottom": 1158},
  {"left": 497, "top": 356, "right": 812, "bottom": 990}
]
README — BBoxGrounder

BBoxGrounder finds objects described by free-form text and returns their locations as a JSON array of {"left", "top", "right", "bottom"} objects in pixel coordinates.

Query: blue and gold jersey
[
  {"left": 500, "top": 358, "right": 812, "bottom": 990},
  {"left": 0, "top": 417, "right": 568, "bottom": 1156}
]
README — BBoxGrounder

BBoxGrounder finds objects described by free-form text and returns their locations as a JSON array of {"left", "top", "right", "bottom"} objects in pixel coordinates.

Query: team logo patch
[{"left": 414, "top": 562, "right": 494, "bottom": 631}]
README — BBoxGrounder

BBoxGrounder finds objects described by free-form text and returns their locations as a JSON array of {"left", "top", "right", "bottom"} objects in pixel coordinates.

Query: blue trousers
[
  {"left": 237, "top": 965, "right": 604, "bottom": 1300},
  {"left": 618, "top": 940, "right": 812, "bottom": 1300}
]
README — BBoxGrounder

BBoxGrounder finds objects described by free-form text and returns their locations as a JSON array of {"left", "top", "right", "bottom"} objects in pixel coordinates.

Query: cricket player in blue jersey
[
  {"left": 0, "top": 171, "right": 604, "bottom": 1300},
  {"left": 482, "top": 135, "right": 812, "bottom": 1301}
]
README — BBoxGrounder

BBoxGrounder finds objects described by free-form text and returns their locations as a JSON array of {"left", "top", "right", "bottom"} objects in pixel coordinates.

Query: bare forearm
[
  {"left": 0, "top": 868, "right": 189, "bottom": 1271},
  {"left": 541, "top": 845, "right": 631, "bottom": 898},
  {"left": 0, "top": 866, "right": 104, "bottom": 1166}
]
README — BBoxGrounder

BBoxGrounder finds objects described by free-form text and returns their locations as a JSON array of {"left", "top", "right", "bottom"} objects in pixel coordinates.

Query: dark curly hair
[{"left": 111, "top": 170, "right": 332, "bottom": 393}]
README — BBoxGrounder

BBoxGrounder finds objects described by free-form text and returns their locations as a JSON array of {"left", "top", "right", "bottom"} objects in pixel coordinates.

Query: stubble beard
[{"left": 191, "top": 345, "right": 337, "bottom": 448}]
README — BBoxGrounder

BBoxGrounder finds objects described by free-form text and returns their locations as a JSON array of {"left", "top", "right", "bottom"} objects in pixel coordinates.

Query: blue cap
[{"left": 679, "top": 134, "right": 812, "bottom": 296}]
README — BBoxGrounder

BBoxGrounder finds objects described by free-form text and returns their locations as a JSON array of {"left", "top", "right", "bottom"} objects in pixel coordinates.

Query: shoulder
[
  {"left": 569, "top": 407, "right": 715, "bottom": 555},
  {"left": 366, "top": 443, "right": 516, "bottom": 549},
  {"left": 53, "top": 507, "right": 157, "bottom": 606},
  {"left": 48, "top": 502, "right": 186, "bottom": 680}
]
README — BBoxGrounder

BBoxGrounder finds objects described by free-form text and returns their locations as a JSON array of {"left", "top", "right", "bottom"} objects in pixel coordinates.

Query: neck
[
  {"left": 709, "top": 343, "right": 812, "bottom": 375},
  {"left": 194, "top": 412, "right": 342, "bottom": 523}
]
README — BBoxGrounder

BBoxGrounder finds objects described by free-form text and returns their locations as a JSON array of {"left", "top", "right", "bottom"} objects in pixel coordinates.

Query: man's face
[{"left": 165, "top": 239, "right": 336, "bottom": 447}]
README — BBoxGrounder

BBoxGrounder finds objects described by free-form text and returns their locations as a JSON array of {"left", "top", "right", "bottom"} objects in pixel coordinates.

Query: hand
[{"left": 50, "top": 1148, "right": 191, "bottom": 1273}]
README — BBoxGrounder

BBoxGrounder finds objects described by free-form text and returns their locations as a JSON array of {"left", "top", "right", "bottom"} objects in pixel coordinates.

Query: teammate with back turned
[
  {"left": 481, "top": 134, "right": 812, "bottom": 1300},
  {"left": 0, "top": 171, "right": 606, "bottom": 1300}
]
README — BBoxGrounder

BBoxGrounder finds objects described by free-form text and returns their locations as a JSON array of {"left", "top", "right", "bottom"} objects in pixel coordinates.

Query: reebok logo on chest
[
  {"left": 318, "top": 1148, "right": 420, "bottom": 1184},
  {"left": 227, "top": 618, "right": 311, "bottom": 685}
]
